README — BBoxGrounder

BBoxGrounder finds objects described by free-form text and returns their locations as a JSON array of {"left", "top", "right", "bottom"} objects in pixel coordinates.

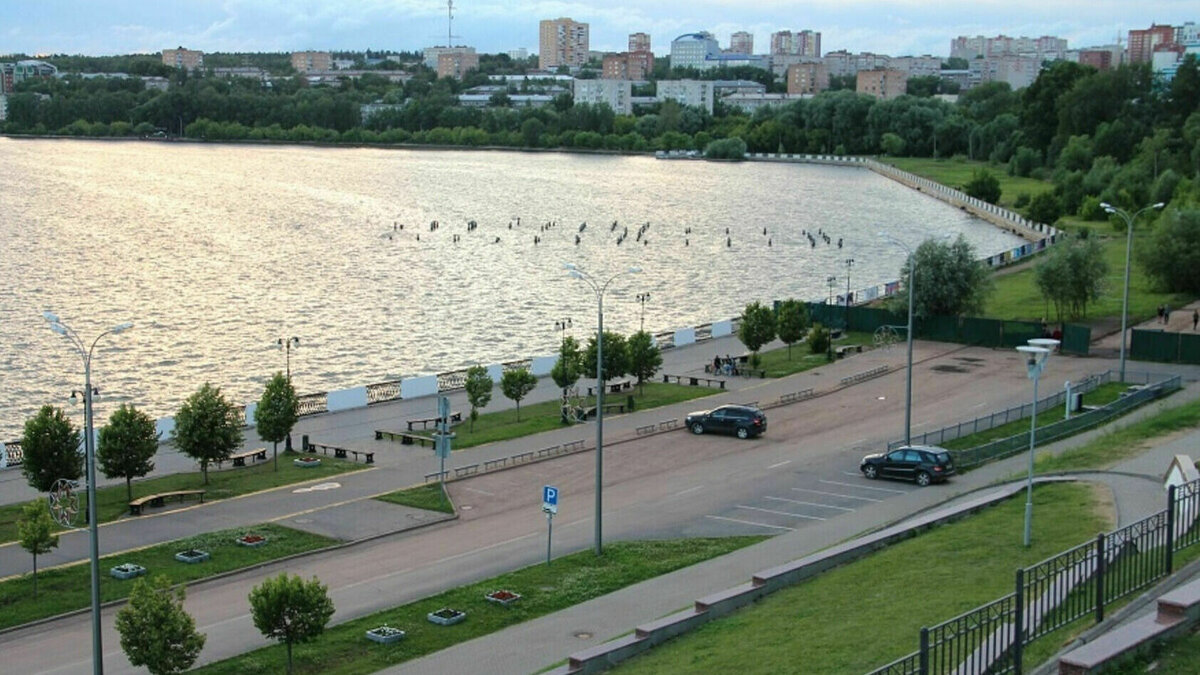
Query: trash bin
[
  {"left": 1068, "top": 392, "right": 1083, "bottom": 413},
  {"left": 301, "top": 434, "right": 309, "bottom": 452}
]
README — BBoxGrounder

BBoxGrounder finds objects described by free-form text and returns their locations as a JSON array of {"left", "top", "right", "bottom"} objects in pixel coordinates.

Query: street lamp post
[
  {"left": 1100, "top": 202, "right": 1164, "bottom": 383},
  {"left": 1017, "top": 337, "right": 1059, "bottom": 547},
  {"left": 564, "top": 263, "right": 641, "bottom": 556},
  {"left": 826, "top": 276, "right": 837, "bottom": 306},
  {"left": 43, "top": 312, "right": 134, "bottom": 675},
  {"left": 636, "top": 293, "right": 651, "bottom": 333},
  {"left": 844, "top": 258, "right": 855, "bottom": 327},
  {"left": 277, "top": 336, "right": 300, "bottom": 381}
]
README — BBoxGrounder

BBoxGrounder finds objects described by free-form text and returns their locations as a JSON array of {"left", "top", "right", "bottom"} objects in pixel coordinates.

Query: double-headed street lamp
[
  {"left": 277, "top": 336, "right": 300, "bottom": 381},
  {"left": 826, "top": 275, "right": 837, "bottom": 306},
  {"left": 636, "top": 293, "right": 651, "bottom": 333},
  {"left": 43, "top": 312, "right": 134, "bottom": 675},
  {"left": 564, "top": 262, "right": 642, "bottom": 556},
  {"left": 554, "top": 318, "right": 572, "bottom": 347},
  {"left": 1100, "top": 202, "right": 1164, "bottom": 383},
  {"left": 1016, "top": 337, "right": 1060, "bottom": 547}
]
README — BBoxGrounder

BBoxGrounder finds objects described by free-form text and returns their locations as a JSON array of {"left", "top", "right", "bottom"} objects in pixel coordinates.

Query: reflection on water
[{"left": 0, "top": 139, "right": 1024, "bottom": 439}]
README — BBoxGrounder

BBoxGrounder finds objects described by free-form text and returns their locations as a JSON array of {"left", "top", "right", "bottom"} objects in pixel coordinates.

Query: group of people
[
  {"left": 1154, "top": 304, "right": 1199, "bottom": 331},
  {"left": 712, "top": 354, "right": 740, "bottom": 376}
]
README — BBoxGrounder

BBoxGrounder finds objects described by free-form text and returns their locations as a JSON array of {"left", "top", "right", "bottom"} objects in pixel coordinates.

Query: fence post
[
  {"left": 919, "top": 626, "right": 929, "bottom": 675},
  {"left": 1167, "top": 484, "right": 1177, "bottom": 575},
  {"left": 1013, "top": 568, "right": 1024, "bottom": 673},
  {"left": 1095, "top": 532, "right": 1107, "bottom": 623}
]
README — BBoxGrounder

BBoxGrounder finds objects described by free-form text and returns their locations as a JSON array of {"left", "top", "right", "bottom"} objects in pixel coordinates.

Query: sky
[{"left": 2, "top": 1, "right": 1195, "bottom": 59}]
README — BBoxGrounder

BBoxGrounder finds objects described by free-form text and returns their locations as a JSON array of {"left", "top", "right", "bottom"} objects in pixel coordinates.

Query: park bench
[
  {"left": 583, "top": 402, "right": 626, "bottom": 418},
  {"left": 307, "top": 442, "right": 374, "bottom": 463},
  {"left": 662, "top": 374, "right": 727, "bottom": 389},
  {"left": 129, "top": 489, "right": 206, "bottom": 516},
  {"left": 228, "top": 447, "right": 267, "bottom": 467},
  {"left": 375, "top": 429, "right": 435, "bottom": 447},
  {"left": 835, "top": 344, "right": 863, "bottom": 358},
  {"left": 406, "top": 411, "right": 462, "bottom": 431},
  {"left": 586, "top": 381, "right": 633, "bottom": 397}
]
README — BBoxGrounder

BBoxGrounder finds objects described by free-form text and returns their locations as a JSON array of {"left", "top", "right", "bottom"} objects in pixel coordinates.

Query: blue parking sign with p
[{"left": 542, "top": 485, "right": 558, "bottom": 514}]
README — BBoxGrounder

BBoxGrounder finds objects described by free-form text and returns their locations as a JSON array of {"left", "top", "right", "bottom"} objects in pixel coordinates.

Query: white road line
[
  {"left": 672, "top": 485, "right": 705, "bottom": 497},
  {"left": 764, "top": 495, "right": 855, "bottom": 512},
  {"left": 792, "top": 488, "right": 882, "bottom": 503},
  {"left": 768, "top": 460, "right": 792, "bottom": 469},
  {"left": 736, "top": 505, "right": 826, "bottom": 521},
  {"left": 705, "top": 515, "right": 796, "bottom": 531},
  {"left": 819, "top": 479, "right": 909, "bottom": 494},
  {"left": 463, "top": 487, "right": 495, "bottom": 496},
  {"left": 842, "top": 471, "right": 864, "bottom": 477}
]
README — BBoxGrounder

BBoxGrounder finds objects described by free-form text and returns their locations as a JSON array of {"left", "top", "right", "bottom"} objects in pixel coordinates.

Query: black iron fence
[{"left": 867, "top": 478, "right": 1200, "bottom": 674}]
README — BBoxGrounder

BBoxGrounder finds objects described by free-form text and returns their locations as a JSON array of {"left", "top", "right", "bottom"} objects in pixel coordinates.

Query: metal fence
[
  {"left": 866, "top": 477, "right": 1200, "bottom": 675},
  {"left": 1131, "top": 329, "right": 1200, "bottom": 365}
]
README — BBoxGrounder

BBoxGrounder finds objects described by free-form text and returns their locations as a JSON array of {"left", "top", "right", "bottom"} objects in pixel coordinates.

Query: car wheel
[
  {"left": 915, "top": 471, "right": 932, "bottom": 487},
  {"left": 863, "top": 464, "right": 878, "bottom": 480},
  {"left": 691, "top": 422, "right": 705, "bottom": 435},
  {"left": 736, "top": 426, "right": 750, "bottom": 439}
]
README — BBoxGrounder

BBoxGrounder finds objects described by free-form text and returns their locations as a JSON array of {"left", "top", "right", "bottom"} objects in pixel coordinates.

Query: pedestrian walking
[
  {"left": 1164, "top": 305, "right": 1171, "bottom": 325},
  {"left": 1157, "top": 304, "right": 1165, "bottom": 324},
  {"left": 1193, "top": 309, "right": 1199, "bottom": 331}
]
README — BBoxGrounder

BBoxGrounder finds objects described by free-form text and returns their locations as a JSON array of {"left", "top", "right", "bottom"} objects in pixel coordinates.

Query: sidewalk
[{"left": 391, "top": 383, "right": 1200, "bottom": 675}]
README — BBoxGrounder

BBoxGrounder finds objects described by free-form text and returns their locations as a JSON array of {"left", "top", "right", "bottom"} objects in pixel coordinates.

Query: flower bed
[
  {"left": 293, "top": 456, "right": 321, "bottom": 468},
  {"left": 236, "top": 534, "right": 268, "bottom": 548},
  {"left": 485, "top": 589, "right": 521, "bottom": 607},
  {"left": 426, "top": 607, "right": 466, "bottom": 626},
  {"left": 365, "top": 625, "right": 406, "bottom": 644},
  {"left": 110, "top": 563, "right": 146, "bottom": 580},
  {"left": 174, "top": 549, "right": 210, "bottom": 564}
]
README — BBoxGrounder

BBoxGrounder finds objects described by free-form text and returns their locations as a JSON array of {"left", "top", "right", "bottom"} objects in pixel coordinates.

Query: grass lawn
[
  {"left": 614, "top": 482, "right": 1108, "bottom": 674},
  {"left": 375, "top": 483, "right": 453, "bottom": 514},
  {"left": 448, "top": 382, "right": 717, "bottom": 449},
  {"left": 753, "top": 331, "right": 875, "bottom": 378},
  {"left": 0, "top": 523, "right": 335, "bottom": 630},
  {"left": 941, "top": 383, "right": 1131, "bottom": 451},
  {"left": 1036, "top": 397, "right": 1200, "bottom": 473},
  {"left": 0, "top": 453, "right": 363, "bottom": 545},
  {"left": 881, "top": 156, "right": 1055, "bottom": 209},
  {"left": 191, "top": 537, "right": 766, "bottom": 675}
]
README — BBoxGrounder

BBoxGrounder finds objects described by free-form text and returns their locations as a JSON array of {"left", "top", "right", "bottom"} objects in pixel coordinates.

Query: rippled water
[{"left": 0, "top": 138, "right": 1024, "bottom": 440}]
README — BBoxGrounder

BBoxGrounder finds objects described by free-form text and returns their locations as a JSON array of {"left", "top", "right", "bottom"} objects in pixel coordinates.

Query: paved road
[{"left": 0, "top": 336, "right": 1195, "bottom": 673}]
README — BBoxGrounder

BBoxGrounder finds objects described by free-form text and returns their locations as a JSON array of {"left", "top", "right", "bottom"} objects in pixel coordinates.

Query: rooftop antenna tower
[{"left": 446, "top": 0, "right": 461, "bottom": 47}]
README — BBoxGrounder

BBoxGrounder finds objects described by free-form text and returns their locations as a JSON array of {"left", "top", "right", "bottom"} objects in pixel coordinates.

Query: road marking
[
  {"left": 705, "top": 515, "right": 796, "bottom": 531},
  {"left": 819, "top": 479, "right": 908, "bottom": 494},
  {"left": 463, "top": 487, "right": 495, "bottom": 496},
  {"left": 842, "top": 471, "right": 864, "bottom": 477},
  {"left": 340, "top": 566, "right": 415, "bottom": 591},
  {"left": 792, "top": 487, "right": 882, "bottom": 502},
  {"left": 672, "top": 485, "right": 705, "bottom": 497},
  {"left": 767, "top": 460, "right": 792, "bottom": 469},
  {"left": 736, "top": 505, "right": 826, "bottom": 521},
  {"left": 764, "top": 495, "right": 855, "bottom": 512}
]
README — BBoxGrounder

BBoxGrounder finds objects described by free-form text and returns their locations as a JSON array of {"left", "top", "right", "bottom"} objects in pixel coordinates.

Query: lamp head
[
  {"left": 1016, "top": 345, "right": 1050, "bottom": 378},
  {"left": 628, "top": 266, "right": 642, "bottom": 274},
  {"left": 111, "top": 322, "right": 133, "bottom": 334},
  {"left": 569, "top": 270, "right": 583, "bottom": 280},
  {"left": 43, "top": 310, "right": 60, "bottom": 324},
  {"left": 1152, "top": 202, "right": 1165, "bottom": 210},
  {"left": 562, "top": 262, "right": 578, "bottom": 271}
]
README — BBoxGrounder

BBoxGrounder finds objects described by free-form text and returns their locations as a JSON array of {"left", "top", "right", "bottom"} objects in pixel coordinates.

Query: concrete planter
[
  {"left": 427, "top": 608, "right": 466, "bottom": 626},
  {"left": 110, "top": 563, "right": 146, "bottom": 580},
  {"left": 485, "top": 590, "right": 521, "bottom": 607},
  {"left": 293, "top": 457, "right": 321, "bottom": 468},
  {"left": 237, "top": 535, "right": 268, "bottom": 548},
  {"left": 365, "top": 626, "right": 406, "bottom": 644},
  {"left": 174, "top": 549, "right": 210, "bottom": 564}
]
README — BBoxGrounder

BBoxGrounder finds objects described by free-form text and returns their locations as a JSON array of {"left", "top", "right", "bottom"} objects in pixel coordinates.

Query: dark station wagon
[
  {"left": 685, "top": 404, "right": 767, "bottom": 439},
  {"left": 860, "top": 445, "right": 956, "bottom": 487}
]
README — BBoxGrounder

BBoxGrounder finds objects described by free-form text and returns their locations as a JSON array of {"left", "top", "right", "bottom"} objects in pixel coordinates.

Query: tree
[
  {"left": 1140, "top": 208, "right": 1200, "bottom": 294},
  {"left": 738, "top": 301, "right": 777, "bottom": 360},
  {"left": 464, "top": 365, "right": 493, "bottom": 432},
  {"left": 1026, "top": 192, "right": 1063, "bottom": 224},
  {"left": 963, "top": 168, "right": 1002, "bottom": 204},
  {"left": 582, "top": 331, "right": 630, "bottom": 382},
  {"left": 171, "top": 383, "right": 244, "bottom": 485},
  {"left": 808, "top": 323, "right": 831, "bottom": 355},
  {"left": 97, "top": 404, "right": 159, "bottom": 502},
  {"left": 626, "top": 331, "right": 663, "bottom": 393},
  {"left": 902, "top": 235, "right": 993, "bottom": 317},
  {"left": 776, "top": 299, "right": 810, "bottom": 359},
  {"left": 500, "top": 368, "right": 538, "bottom": 421},
  {"left": 880, "top": 132, "right": 906, "bottom": 156},
  {"left": 550, "top": 335, "right": 582, "bottom": 396},
  {"left": 255, "top": 372, "right": 299, "bottom": 472},
  {"left": 20, "top": 405, "right": 82, "bottom": 493},
  {"left": 116, "top": 575, "right": 206, "bottom": 675},
  {"left": 18, "top": 500, "right": 58, "bottom": 598},
  {"left": 249, "top": 573, "right": 335, "bottom": 675},
  {"left": 1035, "top": 237, "right": 1108, "bottom": 321}
]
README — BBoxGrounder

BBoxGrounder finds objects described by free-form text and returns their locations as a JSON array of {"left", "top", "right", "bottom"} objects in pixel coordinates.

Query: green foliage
[
  {"left": 171, "top": 384, "right": 244, "bottom": 485},
  {"left": 1009, "top": 146, "right": 1042, "bottom": 177},
  {"left": 17, "top": 500, "right": 58, "bottom": 598},
  {"left": 880, "top": 132, "right": 906, "bottom": 156},
  {"left": 1034, "top": 237, "right": 1109, "bottom": 321},
  {"left": 249, "top": 573, "right": 335, "bottom": 674},
  {"left": 964, "top": 168, "right": 1002, "bottom": 204},
  {"left": 463, "top": 365, "right": 493, "bottom": 432},
  {"left": 902, "top": 235, "right": 993, "bottom": 317},
  {"left": 550, "top": 336, "right": 582, "bottom": 393},
  {"left": 115, "top": 575, "right": 206, "bottom": 675},
  {"left": 499, "top": 368, "right": 538, "bottom": 421},
  {"left": 738, "top": 301, "right": 777, "bottom": 354},
  {"left": 1139, "top": 208, "right": 1200, "bottom": 293},
  {"left": 775, "top": 299, "right": 810, "bottom": 359},
  {"left": 626, "top": 331, "right": 663, "bottom": 392},
  {"left": 375, "top": 483, "right": 453, "bottom": 514},
  {"left": 255, "top": 372, "right": 299, "bottom": 470},
  {"left": 583, "top": 331, "right": 630, "bottom": 382},
  {"left": 808, "top": 323, "right": 831, "bottom": 354},
  {"left": 97, "top": 403, "right": 159, "bottom": 501},
  {"left": 1026, "top": 191, "right": 1064, "bottom": 224},
  {"left": 1014, "top": 192, "right": 1032, "bottom": 209},
  {"left": 20, "top": 405, "right": 81, "bottom": 493},
  {"left": 704, "top": 136, "right": 746, "bottom": 159}
]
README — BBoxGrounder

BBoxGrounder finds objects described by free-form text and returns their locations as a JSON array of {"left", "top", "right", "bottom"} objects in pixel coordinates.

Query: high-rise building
[
  {"left": 162, "top": 47, "right": 204, "bottom": 70},
  {"left": 508, "top": 48, "right": 529, "bottom": 61},
  {"left": 730, "top": 31, "right": 754, "bottom": 55},
  {"left": 291, "top": 51, "right": 331, "bottom": 73},
  {"left": 438, "top": 48, "right": 479, "bottom": 79},
  {"left": 770, "top": 30, "right": 820, "bottom": 57},
  {"left": 786, "top": 62, "right": 829, "bottom": 95},
  {"left": 1128, "top": 24, "right": 1177, "bottom": 63},
  {"left": 602, "top": 51, "right": 654, "bottom": 80},
  {"left": 540, "top": 17, "right": 590, "bottom": 70},
  {"left": 951, "top": 35, "right": 1067, "bottom": 61},
  {"left": 670, "top": 32, "right": 721, "bottom": 69},
  {"left": 1078, "top": 50, "right": 1114, "bottom": 71},
  {"left": 856, "top": 69, "right": 906, "bottom": 100},
  {"left": 629, "top": 32, "right": 651, "bottom": 53}
]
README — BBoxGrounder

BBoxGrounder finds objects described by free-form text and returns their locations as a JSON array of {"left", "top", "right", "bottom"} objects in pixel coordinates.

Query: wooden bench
[
  {"left": 375, "top": 429, "right": 435, "bottom": 447},
  {"left": 228, "top": 447, "right": 267, "bottom": 467},
  {"left": 662, "top": 374, "right": 726, "bottom": 389},
  {"left": 129, "top": 489, "right": 206, "bottom": 516},
  {"left": 584, "top": 402, "right": 626, "bottom": 418},
  {"left": 406, "top": 411, "right": 462, "bottom": 431},
  {"left": 307, "top": 442, "right": 374, "bottom": 463},
  {"left": 835, "top": 344, "right": 863, "bottom": 358},
  {"left": 586, "top": 381, "right": 633, "bottom": 397}
]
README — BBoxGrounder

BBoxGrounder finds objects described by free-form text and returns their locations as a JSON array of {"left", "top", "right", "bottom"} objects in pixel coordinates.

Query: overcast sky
[{"left": 3, "top": 1, "right": 1195, "bottom": 59}]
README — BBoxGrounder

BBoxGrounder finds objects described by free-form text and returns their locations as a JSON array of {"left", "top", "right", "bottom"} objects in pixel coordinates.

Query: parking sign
[{"left": 542, "top": 485, "right": 558, "bottom": 514}]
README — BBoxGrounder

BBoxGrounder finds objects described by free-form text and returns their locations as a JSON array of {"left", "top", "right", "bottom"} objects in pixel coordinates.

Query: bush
[
  {"left": 1014, "top": 192, "right": 1032, "bottom": 209},
  {"left": 704, "top": 137, "right": 746, "bottom": 160},
  {"left": 1139, "top": 208, "right": 1200, "bottom": 293},
  {"left": 1079, "top": 196, "right": 1106, "bottom": 221},
  {"left": 1026, "top": 192, "right": 1063, "bottom": 224},
  {"left": 808, "top": 323, "right": 831, "bottom": 355},
  {"left": 964, "top": 168, "right": 1002, "bottom": 204}
]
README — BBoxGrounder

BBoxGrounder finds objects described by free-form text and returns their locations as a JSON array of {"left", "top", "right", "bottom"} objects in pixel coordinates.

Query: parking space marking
[
  {"left": 768, "top": 460, "right": 792, "bottom": 469},
  {"left": 705, "top": 515, "right": 796, "bottom": 531},
  {"left": 736, "top": 505, "right": 826, "bottom": 521},
  {"left": 764, "top": 496, "right": 855, "bottom": 512},
  {"left": 841, "top": 471, "right": 864, "bottom": 477},
  {"left": 672, "top": 485, "right": 705, "bottom": 497},
  {"left": 792, "top": 488, "right": 882, "bottom": 502},
  {"left": 819, "top": 479, "right": 909, "bottom": 494}
]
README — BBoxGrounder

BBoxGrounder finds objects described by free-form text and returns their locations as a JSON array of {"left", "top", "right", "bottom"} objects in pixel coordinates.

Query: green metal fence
[{"left": 1131, "top": 329, "right": 1200, "bottom": 364}]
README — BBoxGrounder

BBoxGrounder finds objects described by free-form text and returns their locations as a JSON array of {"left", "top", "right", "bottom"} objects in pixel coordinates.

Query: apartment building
[
  {"left": 0, "top": 60, "right": 58, "bottom": 93},
  {"left": 574, "top": 79, "right": 632, "bottom": 115},
  {"left": 628, "top": 33, "right": 651, "bottom": 53},
  {"left": 1128, "top": 24, "right": 1176, "bottom": 64},
  {"left": 291, "top": 51, "right": 331, "bottom": 73},
  {"left": 729, "top": 31, "right": 754, "bottom": 55},
  {"left": 888, "top": 55, "right": 943, "bottom": 78},
  {"left": 771, "top": 30, "right": 820, "bottom": 57},
  {"left": 951, "top": 35, "right": 1067, "bottom": 61},
  {"left": 162, "top": 47, "right": 204, "bottom": 70},
  {"left": 540, "top": 17, "right": 590, "bottom": 69},
  {"left": 824, "top": 51, "right": 890, "bottom": 77},
  {"left": 657, "top": 79, "right": 715, "bottom": 114},
  {"left": 602, "top": 51, "right": 654, "bottom": 80},
  {"left": 786, "top": 62, "right": 830, "bottom": 95},
  {"left": 856, "top": 69, "right": 906, "bottom": 100},
  {"left": 438, "top": 48, "right": 479, "bottom": 79}
]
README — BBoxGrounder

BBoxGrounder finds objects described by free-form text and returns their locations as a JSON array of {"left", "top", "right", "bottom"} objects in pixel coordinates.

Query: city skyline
[{"left": 2, "top": 1, "right": 1194, "bottom": 60}]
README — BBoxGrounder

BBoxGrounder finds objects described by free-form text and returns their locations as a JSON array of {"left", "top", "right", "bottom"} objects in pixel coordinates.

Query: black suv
[
  {"left": 860, "top": 445, "right": 956, "bottom": 487},
  {"left": 685, "top": 405, "right": 767, "bottom": 439}
]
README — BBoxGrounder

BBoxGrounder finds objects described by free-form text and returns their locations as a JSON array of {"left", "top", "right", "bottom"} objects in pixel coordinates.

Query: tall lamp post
[
  {"left": 844, "top": 258, "right": 855, "bottom": 327},
  {"left": 636, "top": 293, "right": 651, "bottom": 333},
  {"left": 564, "top": 262, "right": 641, "bottom": 556},
  {"left": 43, "top": 312, "right": 134, "bottom": 675},
  {"left": 554, "top": 318, "right": 572, "bottom": 347},
  {"left": 1099, "top": 202, "right": 1164, "bottom": 383},
  {"left": 826, "top": 275, "right": 837, "bottom": 306},
  {"left": 277, "top": 336, "right": 300, "bottom": 381},
  {"left": 1016, "top": 337, "right": 1059, "bottom": 547}
]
